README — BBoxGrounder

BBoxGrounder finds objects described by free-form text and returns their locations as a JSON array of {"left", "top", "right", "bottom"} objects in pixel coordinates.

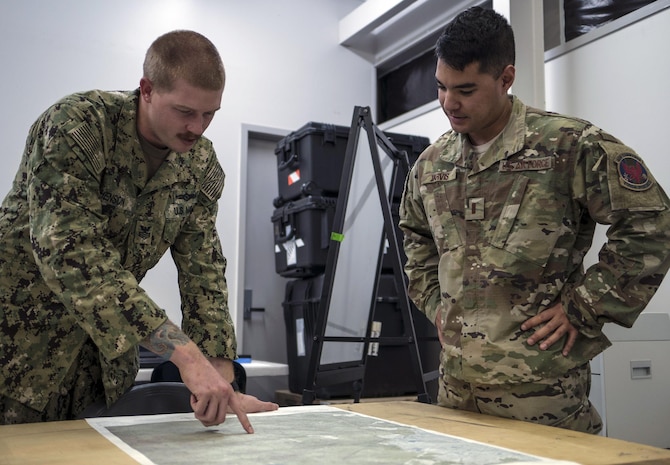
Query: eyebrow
[
  {"left": 435, "top": 77, "right": 476, "bottom": 90},
  {"left": 174, "top": 104, "right": 221, "bottom": 113}
]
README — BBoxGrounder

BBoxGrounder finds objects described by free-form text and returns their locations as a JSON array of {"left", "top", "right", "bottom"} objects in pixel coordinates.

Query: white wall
[
  {"left": 384, "top": 7, "right": 670, "bottom": 317},
  {"left": 3, "top": 1, "right": 667, "bottom": 337},
  {"left": 546, "top": 7, "right": 670, "bottom": 318},
  {"left": 0, "top": 0, "right": 372, "bottom": 328}
]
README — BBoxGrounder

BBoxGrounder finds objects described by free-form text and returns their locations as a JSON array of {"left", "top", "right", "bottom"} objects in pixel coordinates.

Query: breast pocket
[
  {"left": 163, "top": 190, "right": 198, "bottom": 245},
  {"left": 102, "top": 200, "right": 133, "bottom": 249},
  {"left": 490, "top": 174, "right": 569, "bottom": 267},
  {"left": 420, "top": 173, "right": 464, "bottom": 253}
]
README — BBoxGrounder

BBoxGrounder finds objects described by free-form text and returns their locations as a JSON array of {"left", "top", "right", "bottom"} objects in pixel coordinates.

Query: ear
[
  {"left": 139, "top": 77, "right": 153, "bottom": 102},
  {"left": 500, "top": 65, "right": 515, "bottom": 92}
]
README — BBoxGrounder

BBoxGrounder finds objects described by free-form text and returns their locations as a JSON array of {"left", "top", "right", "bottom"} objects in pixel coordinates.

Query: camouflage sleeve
[
  {"left": 398, "top": 160, "right": 443, "bottom": 326},
  {"left": 171, "top": 155, "right": 237, "bottom": 361},
  {"left": 27, "top": 100, "right": 168, "bottom": 360},
  {"left": 564, "top": 129, "right": 670, "bottom": 336}
]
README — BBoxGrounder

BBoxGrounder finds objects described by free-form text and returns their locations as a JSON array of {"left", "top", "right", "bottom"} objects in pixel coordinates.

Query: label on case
[
  {"left": 296, "top": 318, "right": 306, "bottom": 356},
  {"left": 283, "top": 240, "right": 297, "bottom": 266},
  {"left": 288, "top": 169, "right": 301, "bottom": 186}
]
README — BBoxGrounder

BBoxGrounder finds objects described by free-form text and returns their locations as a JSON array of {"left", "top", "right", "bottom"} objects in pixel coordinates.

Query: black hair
[{"left": 435, "top": 6, "right": 515, "bottom": 78}]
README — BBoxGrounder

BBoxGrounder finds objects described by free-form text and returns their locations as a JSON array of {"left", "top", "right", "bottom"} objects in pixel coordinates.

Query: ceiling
[{"left": 339, "top": 0, "right": 481, "bottom": 71}]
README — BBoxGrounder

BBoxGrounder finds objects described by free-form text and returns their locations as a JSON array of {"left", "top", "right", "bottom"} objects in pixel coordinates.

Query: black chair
[
  {"left": 151, "top": 360, "right": 247, "bottom": 394},
  {"left": 78, "top": 382, "right": 193, "bottom": 418},
  {"left": 78, "top": 361, "right": 247, "bottom": 419}
]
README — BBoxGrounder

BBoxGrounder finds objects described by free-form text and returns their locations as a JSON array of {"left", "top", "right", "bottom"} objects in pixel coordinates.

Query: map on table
[{"left": 87, "top": 405, "right": 580, "bottom": 465}]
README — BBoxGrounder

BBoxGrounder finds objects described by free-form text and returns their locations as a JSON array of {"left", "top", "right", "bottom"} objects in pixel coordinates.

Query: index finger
[{"left": 228, "top": 392, "right": 254, "bottom": 434}]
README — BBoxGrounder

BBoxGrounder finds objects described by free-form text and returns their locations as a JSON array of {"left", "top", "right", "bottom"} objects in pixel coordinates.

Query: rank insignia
[
  {"left": 465, "top": 197, "right": 485, "bottom": 220},
  {"left": 616, "top": 153, "right": 652, "bottom": 191}
]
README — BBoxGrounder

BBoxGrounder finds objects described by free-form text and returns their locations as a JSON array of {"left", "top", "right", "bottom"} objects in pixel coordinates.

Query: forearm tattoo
[{"left": 141, "top": 320, "right": 190, "bottom": 359}]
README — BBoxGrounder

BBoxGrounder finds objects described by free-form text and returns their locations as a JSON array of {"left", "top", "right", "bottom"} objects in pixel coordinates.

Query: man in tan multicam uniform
[
  {"left": 0, "top": 30, "right": 277, "bottom": 428},
  {"left": 399, "top": 7, "right": 670, "bottom": 433}
]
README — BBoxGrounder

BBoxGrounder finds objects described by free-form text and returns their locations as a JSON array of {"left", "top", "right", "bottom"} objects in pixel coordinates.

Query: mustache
[{"left": 178, "top": 132, "right": 201, "bottom": 141}]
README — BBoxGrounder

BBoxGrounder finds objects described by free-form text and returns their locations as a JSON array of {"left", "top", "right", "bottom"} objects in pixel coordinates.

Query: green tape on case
[{"left": 330, "top": 232, "right": 344, "bottom": 242}]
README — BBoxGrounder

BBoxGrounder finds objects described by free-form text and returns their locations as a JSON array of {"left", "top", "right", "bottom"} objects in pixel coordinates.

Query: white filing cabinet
[{"left": 589, "top": 312, "right": 670, "bottom": 448}]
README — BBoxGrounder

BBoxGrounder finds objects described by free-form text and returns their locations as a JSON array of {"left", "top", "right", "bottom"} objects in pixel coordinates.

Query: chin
[{"left": 447, "top": 119, "right": 467, "bottom": 133}]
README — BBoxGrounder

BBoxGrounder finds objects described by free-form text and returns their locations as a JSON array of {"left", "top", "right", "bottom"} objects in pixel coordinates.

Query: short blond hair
[{"left": 143, "top": 30, "right": 225, "bottom": 91}]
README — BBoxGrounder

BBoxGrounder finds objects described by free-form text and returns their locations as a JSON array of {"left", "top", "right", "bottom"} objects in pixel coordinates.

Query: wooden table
[
  {"left": 1, "top": 401, "right": 669, "bottom": 465},
  {"left": 341, "top": 402, "right": 670, "bottom": 465}
]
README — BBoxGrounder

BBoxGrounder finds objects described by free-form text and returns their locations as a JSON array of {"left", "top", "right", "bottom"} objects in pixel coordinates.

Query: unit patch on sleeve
[{"left": 616, "top": 153, "right": 653, "bottom": 191}]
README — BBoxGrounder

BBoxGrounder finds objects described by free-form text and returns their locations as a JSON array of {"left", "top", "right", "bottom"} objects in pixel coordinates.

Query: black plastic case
[
  {"left": 283, "top": 273, "right": 440, "bottom": 399},
  {"left": 274, "top": 121, "right": 430, "bottom": 205},
  {"left": 272, "top": 195, "right": 337, "bottom": 278}
]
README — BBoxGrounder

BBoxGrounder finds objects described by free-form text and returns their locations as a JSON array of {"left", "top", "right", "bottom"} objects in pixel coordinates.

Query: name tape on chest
[
  {"left": 425, "top": 171, "right": 457, "bottom": 183},
  {"left": 499, "top": 157, "right": 554, "bottom": 172}
]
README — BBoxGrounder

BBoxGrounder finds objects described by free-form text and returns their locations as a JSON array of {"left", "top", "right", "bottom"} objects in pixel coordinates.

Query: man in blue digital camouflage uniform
[
  {"left": 0, "top": 30, "right": 277, "bottom": 428},
  {"left": 399, "top": 7, "right": 670, "bottom": 433}
]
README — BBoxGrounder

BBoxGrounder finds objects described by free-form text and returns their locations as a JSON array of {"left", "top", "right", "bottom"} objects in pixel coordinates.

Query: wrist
[{"left": 208, "top": 357, "right": 235, "bottom": 383}]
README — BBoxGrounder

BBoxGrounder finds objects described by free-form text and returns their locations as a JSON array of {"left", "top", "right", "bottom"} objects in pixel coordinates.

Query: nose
[
  {"left": 440, "top": 89, "right": 459, "bottom": 112},
  {"left": 186, "top": 118, "right": 206, "bottom": 136},
  {"left": 186, "top": 114, "right": 207, "bottom": 136}
]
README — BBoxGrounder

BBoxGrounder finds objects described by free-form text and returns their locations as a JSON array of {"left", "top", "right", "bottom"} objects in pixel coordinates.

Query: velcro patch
[
  {"left": 615, "top": 153, "right": 652, "bottom": 191},
  {"left": 68, "top": 123, "right": 105, "bottom": 174},
  {"left": 201, "top": 161, "right": 225, "bottom": 201},
  {"left": 602, "top": 140, "right": 663, "bottom": 211}
]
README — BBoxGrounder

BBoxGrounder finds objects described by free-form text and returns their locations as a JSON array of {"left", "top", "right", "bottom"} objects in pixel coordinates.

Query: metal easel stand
[{"left": 302, "top": 106, "right": 432, "bottom": 405}]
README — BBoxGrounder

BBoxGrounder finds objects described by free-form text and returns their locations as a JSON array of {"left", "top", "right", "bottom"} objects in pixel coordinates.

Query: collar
[{"left": 438, "top": 96, "right": 527, "bottom": 172}]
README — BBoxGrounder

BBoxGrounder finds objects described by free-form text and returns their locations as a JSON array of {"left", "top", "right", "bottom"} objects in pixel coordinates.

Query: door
[{"left": 242, "top": 129, "right": 290, "bottom": 364}]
